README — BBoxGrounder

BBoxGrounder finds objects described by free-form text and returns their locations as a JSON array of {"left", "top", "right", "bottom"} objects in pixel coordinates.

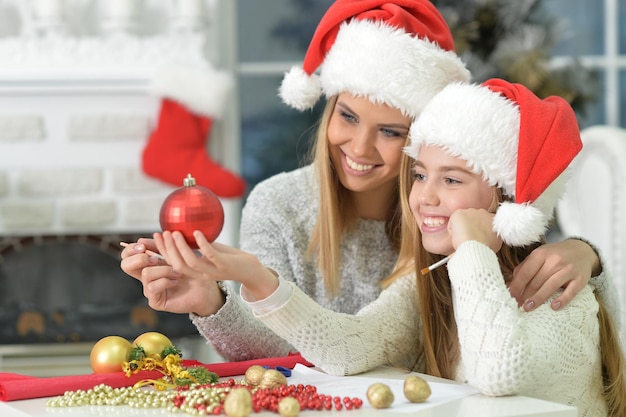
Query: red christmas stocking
[{"left": 142, "top": 98, "right": 246, "bottom": 198}]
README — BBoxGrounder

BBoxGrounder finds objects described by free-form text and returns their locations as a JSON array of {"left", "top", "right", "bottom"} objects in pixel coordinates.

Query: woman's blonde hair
[
  {"left": 390, "top": 152, "right": 626, "bottom": 415},
  {"left": 306, "top": 96, "right": 403, "bottom": 296}
]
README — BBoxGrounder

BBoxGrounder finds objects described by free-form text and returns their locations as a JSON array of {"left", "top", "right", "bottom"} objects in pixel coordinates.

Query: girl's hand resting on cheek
[
  {"left": 448, "top": 208, "right": 502, "bottom": 254},
  {"left": 448, "top": 213, "right": 598, "bottom": 313}
]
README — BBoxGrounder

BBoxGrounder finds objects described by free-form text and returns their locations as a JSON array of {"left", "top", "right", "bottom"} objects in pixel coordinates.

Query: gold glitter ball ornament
[
  {"left": 366, "top": 382, "right": 394, "bottom": 409},
  {"left": 244, "top": 365, "right": 267, "bottom": 386},
  {"left": 223, "top": 387, "right": 252, "bottom": 417},
  {"left": 258, "top": 368, "right": 288, "bottom": 389},
  {"left": 403, "top": 375, "right": 432, "bottom": 403},
  {"left": 278, "top": 396, "right": 301, "bottom": 417}
]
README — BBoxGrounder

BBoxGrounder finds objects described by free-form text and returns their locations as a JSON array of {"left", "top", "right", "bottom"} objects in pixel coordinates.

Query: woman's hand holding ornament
[
  {"left": 120, "top": 174, "right": 233, "bottom": 317},
  {"left": 120, "top": 237, "right": 163, "bottom": 279},
  {"left": 121, "top": 236, "right": 226, "bottom": 317},
  {"left": 154, "top": 230, "right": 280, "bottom": 303}
]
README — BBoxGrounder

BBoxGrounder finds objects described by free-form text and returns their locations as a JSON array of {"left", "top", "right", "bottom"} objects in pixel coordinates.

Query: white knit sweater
[
  {"left": 191, "top": 164, "right": 619, "bottom": 384},
  {"left": 256, "top": 241, "right": 609, "bottom": 417},
  {"left": 190, "top": 165, "right": 398, "bottom": 360}
]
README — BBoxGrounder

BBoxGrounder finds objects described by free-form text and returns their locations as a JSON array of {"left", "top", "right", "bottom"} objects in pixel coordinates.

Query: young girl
[
  {"left": 122, "top": 0, "right": 609, "bottom": 363},
  {"left": 402, "top": 79, "right": 624, "bottom": 417}
]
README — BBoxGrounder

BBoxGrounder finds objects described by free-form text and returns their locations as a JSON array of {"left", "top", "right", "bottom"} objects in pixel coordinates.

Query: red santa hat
[
  {"left": 279, "top": 0, "right": 470, "bottom": 118},
  {"left": 405, "top": 78, "right": 583, "bottom": 246}
]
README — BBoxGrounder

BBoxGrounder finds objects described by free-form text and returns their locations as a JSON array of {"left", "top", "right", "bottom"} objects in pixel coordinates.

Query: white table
[{"left": 0, "top": 365, "right": 577, "bottom": 417}]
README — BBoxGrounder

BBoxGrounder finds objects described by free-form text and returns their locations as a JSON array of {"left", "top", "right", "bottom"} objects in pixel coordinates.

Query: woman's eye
[
  {"left": 340, "top": 111, "right": 357, "bottom": 123},
  {"left": 444, "top": 177, "right": 461, "bottom": 185},
  {"left": 381, "top": 128, "right": 404, "bottom": 138}
]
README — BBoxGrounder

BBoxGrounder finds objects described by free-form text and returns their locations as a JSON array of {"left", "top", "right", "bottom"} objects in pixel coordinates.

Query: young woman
[
  {"left": 121, "top": 0, "right": 608, "bottom": 362},
  {"left": 155, "top": 79, "right": 624, "bottom": 416}
]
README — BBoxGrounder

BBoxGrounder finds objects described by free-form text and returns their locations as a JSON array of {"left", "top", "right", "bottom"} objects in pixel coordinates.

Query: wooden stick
[{"left": 119, "top": 241, "right": 165, "bottom": 260}]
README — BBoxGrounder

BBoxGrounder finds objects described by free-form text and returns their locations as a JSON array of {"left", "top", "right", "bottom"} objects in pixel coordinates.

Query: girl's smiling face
[{"left": 409, "top": 145, "right": 495, "bottom": 256}]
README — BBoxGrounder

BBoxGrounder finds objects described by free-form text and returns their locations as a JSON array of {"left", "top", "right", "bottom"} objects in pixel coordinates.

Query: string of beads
[{"left": 46, "top": 378, "right": 363, "bottom": 415}]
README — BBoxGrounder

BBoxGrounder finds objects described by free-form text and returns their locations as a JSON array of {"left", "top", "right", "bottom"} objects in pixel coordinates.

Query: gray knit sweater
[{"left": 191, "top": 165, "right": 398, "bottom": 361}]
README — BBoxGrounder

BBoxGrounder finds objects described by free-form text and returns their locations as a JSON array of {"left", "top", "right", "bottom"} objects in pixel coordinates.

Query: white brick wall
[
  {"left": 0, "top": 0, "right": 236, "bottom": 370},
  {"left": 0, "top": 77, "right": 240, "bottom": 245},
  {"left": 0, "top": 0, "right": 240, "bottom": 246}
]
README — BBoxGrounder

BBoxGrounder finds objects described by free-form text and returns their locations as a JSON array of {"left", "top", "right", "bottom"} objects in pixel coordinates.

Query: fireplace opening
[{"left": 0, "top": 234, "right": 199, "bottom": 345}]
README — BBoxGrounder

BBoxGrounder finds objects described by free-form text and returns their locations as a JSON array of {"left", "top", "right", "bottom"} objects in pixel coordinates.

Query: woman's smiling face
[
  {"left": 327, "top": 93, "right": 411, "bottom": 198},
  {"left": 409, "top": 145, "right": 495, "bottom": 256}
]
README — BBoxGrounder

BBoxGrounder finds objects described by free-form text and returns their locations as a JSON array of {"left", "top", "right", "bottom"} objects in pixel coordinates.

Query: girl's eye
[
  {"left": 444, "top": 177, "right": 461, "bottom": 185},
  {"left": 411, "top": 169, "right": 426, "bottom": 181}
]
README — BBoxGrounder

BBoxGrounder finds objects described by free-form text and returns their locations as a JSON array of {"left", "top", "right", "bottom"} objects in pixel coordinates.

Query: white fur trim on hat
[
  {"left": 282, "top": 19, "right": 470, "bottom": 117},
  {"left": 407, "top": 82, "right": 572, "bottom": 247},
  {"left": 406, "top": 82, "right": 519, "bottom": 196},
  {"left": 321, "top": 20, "right": 469, "bottom": 118},
  {"left": 279, "top": 66, "right": 323, "bottom": 110},
  {"left": 151, "top": 65, "right": 233, "bottom": 119}
]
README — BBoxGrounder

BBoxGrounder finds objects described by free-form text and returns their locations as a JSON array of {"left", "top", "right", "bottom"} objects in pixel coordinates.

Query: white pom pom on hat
[
  {"left": 280, "top": 67, "right": 322, "bottom": 111},
  {"left": 278, "top": 0, "right": 470, "bottom": 118},
  {"left": 406, "top": 79, "right": 583, "bottom": 247}
]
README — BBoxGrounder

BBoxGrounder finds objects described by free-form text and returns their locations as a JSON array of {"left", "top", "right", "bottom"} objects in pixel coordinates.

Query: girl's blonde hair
[
  {"left": 596, "top": 294, "right": 626, "bottom": 417},
  {"left": 390, "top": 152, "right": 626, "bottom": 416},
  {"left": 306, "top": 96, "right": 403, "bottom": 296}
]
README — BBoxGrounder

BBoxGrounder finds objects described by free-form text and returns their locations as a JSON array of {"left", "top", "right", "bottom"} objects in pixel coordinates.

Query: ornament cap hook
[{"left": 183, "top": 173, "right": 196, "bottom": 187}]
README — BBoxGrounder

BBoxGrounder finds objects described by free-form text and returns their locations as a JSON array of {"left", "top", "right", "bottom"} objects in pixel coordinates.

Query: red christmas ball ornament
[{"left": 159, "top": 174, "right": 224, "bottom": 248}]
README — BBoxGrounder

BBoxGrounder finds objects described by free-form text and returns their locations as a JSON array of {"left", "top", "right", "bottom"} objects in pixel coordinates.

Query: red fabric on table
[
  {"left": 0, "top": 353, "right": 313, "bottom": 402},
  {"left": 184, "top": 352, "right": 313, "bottom": 377},
  {"left": 0, "top": 369, "right": 163, "bottom": 402}
]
